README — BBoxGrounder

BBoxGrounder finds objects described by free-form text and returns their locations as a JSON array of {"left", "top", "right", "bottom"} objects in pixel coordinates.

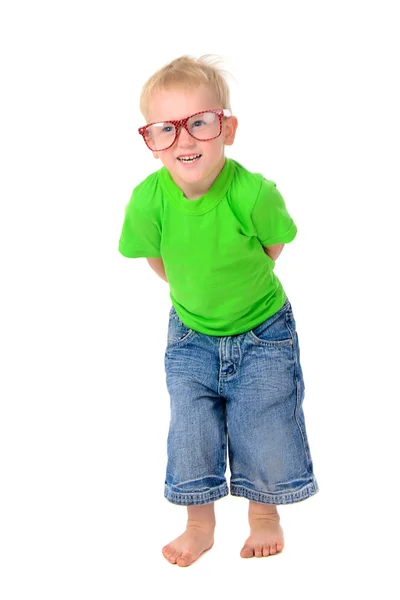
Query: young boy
[{"left": 119, "top": 55, "right": 318, "bottom": 567}]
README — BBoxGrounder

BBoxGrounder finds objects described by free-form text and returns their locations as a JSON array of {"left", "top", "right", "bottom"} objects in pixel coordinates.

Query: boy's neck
[{"left": 170, "top": 157, "right": 227, "bottom": 201}]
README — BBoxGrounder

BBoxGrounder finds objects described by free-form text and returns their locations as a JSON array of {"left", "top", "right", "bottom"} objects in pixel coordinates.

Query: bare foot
[
  {"left": 162, "top": 503, "right": 216, "bottom": 567},
  {"left": 240, "top": 502, "right": 284, "bottom": 558},
  {"left": 162, "top": 524, "right": 214, "bottom": 567}
]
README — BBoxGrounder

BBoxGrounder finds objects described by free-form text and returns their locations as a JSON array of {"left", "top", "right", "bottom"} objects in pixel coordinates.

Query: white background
[{"left": 1, "top": 0, "right": 399, "bottom": 598}]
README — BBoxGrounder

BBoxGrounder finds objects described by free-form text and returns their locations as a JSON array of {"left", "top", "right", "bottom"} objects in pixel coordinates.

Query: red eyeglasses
[{"left": 138, "top": 109, "right": 232, "bottom": 152}]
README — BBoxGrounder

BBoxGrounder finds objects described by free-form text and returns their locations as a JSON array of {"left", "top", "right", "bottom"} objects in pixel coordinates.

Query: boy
[{"left": 119, "top": 55, "right": 318, "bottom": 567}]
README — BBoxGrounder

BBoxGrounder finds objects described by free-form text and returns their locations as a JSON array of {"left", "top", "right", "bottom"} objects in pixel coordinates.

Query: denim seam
[
  {"left": 284, "top": 315, "right": 313, "bottom": 471},
  {"left": 164, "top": 482, "right": 229, "bottom": 505},
  {"left": 248, "top": 332, "right": 293, "bottom": 346},
  {"left": 165, "top": 473, "right": 223, "bottom": 487},
  {"left": 230, "top": 480, "right": 318, "bottom": 505},
  {"left": 295, "top": 377, "right": 313, "bottom": 469}
]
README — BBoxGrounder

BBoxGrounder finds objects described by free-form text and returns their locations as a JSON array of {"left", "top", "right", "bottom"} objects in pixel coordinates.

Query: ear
[{"left": 223, "top": 116, "right": 238, "bottom": 146}]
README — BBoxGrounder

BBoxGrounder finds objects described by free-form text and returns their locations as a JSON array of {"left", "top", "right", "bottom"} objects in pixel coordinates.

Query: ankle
[
  {"left": 187, "top": 517, "right": 216, "bottom": 532},
  {"left": 186, "top": 502, "right": 216, "bottom": 529},
  {"left": 248, "top": 502, "right": 280, "bottom": 521}
]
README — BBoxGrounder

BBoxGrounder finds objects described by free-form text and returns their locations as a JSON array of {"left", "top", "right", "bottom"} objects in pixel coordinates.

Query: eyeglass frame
[{"left": 138, "top": 109, "right": 232, "bottom": 151}]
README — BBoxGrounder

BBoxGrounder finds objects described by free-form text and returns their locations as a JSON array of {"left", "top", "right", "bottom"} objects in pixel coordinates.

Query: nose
[{"left": 176, "top": 126, "right": 195, "bottom": 146}]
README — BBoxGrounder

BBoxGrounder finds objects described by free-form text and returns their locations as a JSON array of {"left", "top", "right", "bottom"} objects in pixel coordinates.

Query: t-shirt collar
[{"left": 158, "top": 158, "right": 235, "bottom": 215}]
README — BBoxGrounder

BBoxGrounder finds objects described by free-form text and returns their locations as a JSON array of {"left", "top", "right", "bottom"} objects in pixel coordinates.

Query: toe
[
  {"left": 162, "top": 545, "right": 173, "bottom": 561},
  {"left": 262, "top": 546, "right": 270, "bottom": 557},
  {"left": 269, "top": 544, "right": 277, "bottom": 555},
  {"left": 170, "top": 550, "right": 182, "bottom": 564},
  {"left": 240, "top": 545, "right": 254, "bottom": 558},
  {"left": 277, "top": 542, "right": 284, "bottom": 553},
  {"left": 254, "top": 545, "right": 263, "bottom": 558},
  {"left": 177, "top": 551, "right": 194, "bottom": 567}
]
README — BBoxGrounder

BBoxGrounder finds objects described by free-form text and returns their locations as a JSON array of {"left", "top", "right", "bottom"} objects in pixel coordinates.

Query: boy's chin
[
  {"left": 174, "top": 164, "right": 205, "bottom": 181},
  {"left": 177, "top": 172, "right": 208, "bottom": 187}
]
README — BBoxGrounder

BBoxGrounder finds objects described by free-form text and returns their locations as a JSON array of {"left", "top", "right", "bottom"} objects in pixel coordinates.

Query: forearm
[
  {"left": 263, "top": 243, "right": 284, "bottom": 261},
  {"left": 146, "top": 257, "right": 168, "bottom": 282}
]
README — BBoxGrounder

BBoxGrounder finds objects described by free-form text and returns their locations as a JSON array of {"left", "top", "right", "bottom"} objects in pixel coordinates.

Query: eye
[
  {"left": 188, "top": 112, "right": 216, "bottom": 129},
  {"left": 162, "top": 125, "right": 174, "bottom": 133}
]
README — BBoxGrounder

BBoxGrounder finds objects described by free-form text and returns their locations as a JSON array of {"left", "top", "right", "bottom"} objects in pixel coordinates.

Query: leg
[
  {"left": 164, "top": 318, "right": 229, "bottom": 505},
  {"left": 163, "top": 318, "right": 228, "bottom": 566},
  {"left": 162, "top": 503, "right": 216, "bottom": 567},
  {"left": 227, "top": 301, "right": 317, "bottom": 504},
  {"left": 220, "top": 300, "right": 317, "bottom": 557},
  {"left": 240, "top": 501, "right": 284, "bottom": 558}
]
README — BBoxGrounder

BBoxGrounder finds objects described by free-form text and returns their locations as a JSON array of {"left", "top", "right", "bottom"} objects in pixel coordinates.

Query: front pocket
[
  {"left": 167, "top": 313, "right": 195, "bottom": 346},
  {"left": 248, "top": 304, "right": 293, "bottom": 346},
  {"left": 248, "top": 330, "right": 294, "bottom": 347}
]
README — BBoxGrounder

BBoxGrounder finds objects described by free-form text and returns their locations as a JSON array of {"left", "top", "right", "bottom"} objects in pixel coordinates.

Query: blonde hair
[{"left": 140, "top": 55, "right": 232, "bottom": 120}]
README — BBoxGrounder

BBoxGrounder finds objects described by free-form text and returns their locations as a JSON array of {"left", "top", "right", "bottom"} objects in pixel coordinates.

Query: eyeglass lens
[{"left": 143, "top": 112, "right": 221, "bottom": 151}]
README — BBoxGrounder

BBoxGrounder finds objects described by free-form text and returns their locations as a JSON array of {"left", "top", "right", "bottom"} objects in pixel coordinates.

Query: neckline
[{"left": 158, "top": 158, "right": 235, "bottom": 215}]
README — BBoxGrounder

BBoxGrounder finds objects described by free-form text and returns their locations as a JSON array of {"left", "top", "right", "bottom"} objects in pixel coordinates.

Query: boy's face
[{"left": 146, "top": 84, "right": 238, "bottom": 199}]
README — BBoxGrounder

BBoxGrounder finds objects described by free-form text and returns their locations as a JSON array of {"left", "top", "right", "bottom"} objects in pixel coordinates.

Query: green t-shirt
[{"left": 119, "top": 158, "right": 297, "bottom": 336}]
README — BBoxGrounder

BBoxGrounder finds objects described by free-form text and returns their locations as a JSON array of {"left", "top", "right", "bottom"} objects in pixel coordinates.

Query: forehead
[{"left": 147, "top": 84, "right": 220, "bottom": 123}]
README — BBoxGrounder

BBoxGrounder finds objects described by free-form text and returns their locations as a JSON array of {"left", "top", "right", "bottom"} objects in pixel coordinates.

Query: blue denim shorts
[{"left": 164, "top": 298, "right": 318, "bottom": 506}]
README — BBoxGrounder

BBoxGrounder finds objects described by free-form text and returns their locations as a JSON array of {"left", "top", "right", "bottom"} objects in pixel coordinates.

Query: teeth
[{"left": 178, "top": 154, "right": 201, "bottom": 162}]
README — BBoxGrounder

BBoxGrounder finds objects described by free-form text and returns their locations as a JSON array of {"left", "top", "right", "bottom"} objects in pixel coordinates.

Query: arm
[
  {"left": 263, "top": 243, "right": 285, "bottom": 261},
  {"left": 146, "top": 257, "right": 168, "bottom": 282}
]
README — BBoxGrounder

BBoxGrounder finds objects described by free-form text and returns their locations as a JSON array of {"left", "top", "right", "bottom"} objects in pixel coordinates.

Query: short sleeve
[
  {"left": 118, "top": 190, "right": 161, "bottom": 258},
  {"left": 251, "top": 179, "right": 297, "bottom": 246}
]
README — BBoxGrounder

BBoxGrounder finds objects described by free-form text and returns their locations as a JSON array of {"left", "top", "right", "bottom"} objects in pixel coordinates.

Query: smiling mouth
[{"left": 177, "top": 154, "right": 202, "bottom": 163}]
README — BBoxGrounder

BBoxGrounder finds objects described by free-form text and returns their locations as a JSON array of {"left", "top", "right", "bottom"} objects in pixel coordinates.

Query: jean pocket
[
  {"left": 167, "top": 307, "right": 195, "bottom": 346},
  {"left": 248, "top": 302, "right": 293, "bottom": 346}
]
